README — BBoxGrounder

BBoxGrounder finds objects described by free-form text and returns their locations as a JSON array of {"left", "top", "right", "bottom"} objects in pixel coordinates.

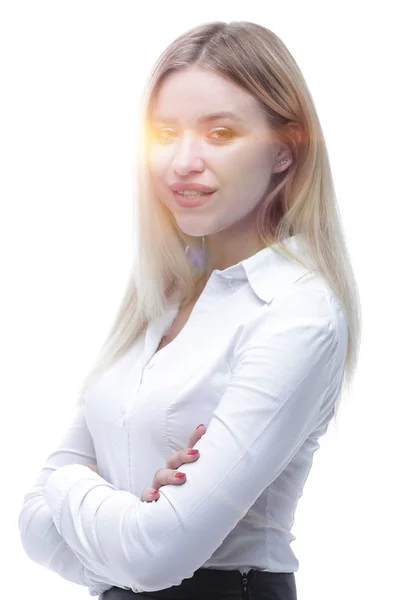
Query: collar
[{"left": 213, "top": 234, "right": 315, "bottom": 303}]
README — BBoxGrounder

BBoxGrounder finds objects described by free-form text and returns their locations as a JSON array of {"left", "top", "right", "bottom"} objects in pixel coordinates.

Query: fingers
[
  {"left": 162, "top": 424, "right": 206, "bottom": 471},
  {"left": 141, "top": 487, "right": 161, "bottom": 502},
  {"left": 186, "top": 423, "right": 206, "bottom": 450},
  {"left": 141, "top": 425, "right": 207, "bottom": 504},
  {"left": 141, "top": 459, "right": 193, "bottom": 503},
  {"left": 155, "top": 447, "right": 200, "bottom": 484},
  {"left": 164, "top": 445, "right": 200, "bottom": 470}
]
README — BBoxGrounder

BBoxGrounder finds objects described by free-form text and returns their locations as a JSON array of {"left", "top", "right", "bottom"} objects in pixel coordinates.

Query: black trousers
[{"left": 98, "top": 568, "right": 297, "bottom": 600}]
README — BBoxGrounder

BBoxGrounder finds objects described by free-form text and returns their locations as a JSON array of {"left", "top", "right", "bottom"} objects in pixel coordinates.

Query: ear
[{"left": 272, "top": 122, "right": 302, "bottom": 174}]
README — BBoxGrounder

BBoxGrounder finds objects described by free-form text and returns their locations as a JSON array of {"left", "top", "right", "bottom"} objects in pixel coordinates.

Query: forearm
[{"left": 18, "top": 491, "right": 119, "bottom": 596}]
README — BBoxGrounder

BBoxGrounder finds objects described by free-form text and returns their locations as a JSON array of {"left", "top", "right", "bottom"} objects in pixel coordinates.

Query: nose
[{"left": 171, "top": 134, "right": 204, "bottom": 176}]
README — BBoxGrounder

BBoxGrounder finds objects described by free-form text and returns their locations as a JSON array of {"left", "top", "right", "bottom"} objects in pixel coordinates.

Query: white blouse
[{"left": 18, "top": 234, "right": 348, "bottom": 596}]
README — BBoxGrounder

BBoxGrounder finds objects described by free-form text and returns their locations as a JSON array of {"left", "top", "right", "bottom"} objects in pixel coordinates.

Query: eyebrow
[{"left": 151, "top": 111, "right": 247, "bottom": 124}]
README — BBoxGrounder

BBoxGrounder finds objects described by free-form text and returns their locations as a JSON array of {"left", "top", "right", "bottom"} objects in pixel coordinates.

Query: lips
[
  {"left": 169, "top": 182, "right": 216, "bottom": 193},
  {"left": 172, "top": 189, "right": 215, "bottom": 208}
]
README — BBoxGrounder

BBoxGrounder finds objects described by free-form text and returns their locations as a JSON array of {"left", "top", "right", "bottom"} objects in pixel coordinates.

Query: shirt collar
[{"left": 213, "top": 234, "right": 315, "bottom": 303}]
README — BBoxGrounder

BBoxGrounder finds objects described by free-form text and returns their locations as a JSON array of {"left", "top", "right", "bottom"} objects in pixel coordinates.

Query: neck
[{"left": 202, "top": 236, "right": 266, "bottom": 280}]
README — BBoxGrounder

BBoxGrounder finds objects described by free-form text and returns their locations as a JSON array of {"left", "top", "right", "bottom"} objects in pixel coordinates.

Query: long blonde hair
[{"left": 76, "top": 21, "right": 361, "bottom": 428}]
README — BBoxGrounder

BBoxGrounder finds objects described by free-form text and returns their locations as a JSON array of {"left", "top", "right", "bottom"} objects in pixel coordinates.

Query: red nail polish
[{"left": 187, "top": 449, "right": 198, "bottom": 455}]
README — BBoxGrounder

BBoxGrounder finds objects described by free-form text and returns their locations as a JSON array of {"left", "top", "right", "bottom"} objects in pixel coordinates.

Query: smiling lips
[
  {"left": 172, "top": 189, "right": 215, "bottom": 207},
  {"left": 169, "top": 182, "right": 216, "bottom": 193}
]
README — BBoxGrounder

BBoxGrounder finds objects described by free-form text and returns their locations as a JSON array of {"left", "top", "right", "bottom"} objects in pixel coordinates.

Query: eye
[
  {"left": 209, "top": 128, "right": 234, "bottom": 142},
  {"left": 149, "top": 126, "right": 235, "bottom": 144},
  {"left": 151, "top": 128, "right": 176, "bottom": 142}
]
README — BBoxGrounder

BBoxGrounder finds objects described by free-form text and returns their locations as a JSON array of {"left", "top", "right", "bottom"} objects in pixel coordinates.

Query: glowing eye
[
  {"left": 210, "top": 129, "right": 234, "bottom": 141},
  {"left": 148, "top": 126, "right": 235, "bottom": 144},
  {"left": 152, "top": 128, "right": 175, "bottom": 141}
]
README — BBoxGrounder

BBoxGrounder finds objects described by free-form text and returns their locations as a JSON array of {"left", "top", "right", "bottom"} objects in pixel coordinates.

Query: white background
[{"left": 1, "top": 1, "right": 396, "bottom": 598}]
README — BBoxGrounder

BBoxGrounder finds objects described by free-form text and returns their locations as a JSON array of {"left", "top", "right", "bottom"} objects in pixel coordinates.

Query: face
[{"left": 147, "top": 67, "right": 286, "bottom": 242}]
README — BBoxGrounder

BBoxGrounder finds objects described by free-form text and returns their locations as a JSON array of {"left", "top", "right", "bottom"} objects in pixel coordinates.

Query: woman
[{"left": 18, "top": 21, "right": 361, "bottom": 600}]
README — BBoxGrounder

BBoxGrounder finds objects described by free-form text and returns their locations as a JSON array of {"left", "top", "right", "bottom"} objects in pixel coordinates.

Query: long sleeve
[
  {"left": 40, "top": 287, "right": 348, "bottom": 594},
  {"left": 17, "top": 402, "right": 127, "bottom": 597}
]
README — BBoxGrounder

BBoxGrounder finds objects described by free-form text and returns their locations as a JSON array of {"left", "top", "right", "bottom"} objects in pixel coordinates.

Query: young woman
[{"left": 18, "top": 21, "right": 361, "bottom": 600}]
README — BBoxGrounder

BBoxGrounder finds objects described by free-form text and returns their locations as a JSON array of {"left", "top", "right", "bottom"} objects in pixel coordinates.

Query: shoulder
[
  {"left": 267, "top": 271, "right": 349, "bottom": 352},
  {"left": 240, "top": 270, "right": 348, "bottom": 350}
]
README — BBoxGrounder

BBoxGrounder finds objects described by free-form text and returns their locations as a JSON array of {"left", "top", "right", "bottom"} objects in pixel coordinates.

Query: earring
[{"left": 277, "top": 156, "right": 290, "bottom": 166}]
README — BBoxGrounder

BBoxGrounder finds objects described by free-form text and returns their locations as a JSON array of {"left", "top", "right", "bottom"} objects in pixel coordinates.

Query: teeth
[{"left": 176, "top": 191, "right": 212, "bottom": 197}]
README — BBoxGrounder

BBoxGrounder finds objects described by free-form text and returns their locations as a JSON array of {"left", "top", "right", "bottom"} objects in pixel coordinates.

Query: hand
[
  {"left": 140, "top": 424, "right": 207, "bottom": 502},
  {"left": 88, "top": 427, "right": 248, "bottom": 522},
  {"left": 86, "top": 427, "right": 206, "bottom": 489},
  {"left": 140, "top": 424, "right": 249, "bottom": 523}
]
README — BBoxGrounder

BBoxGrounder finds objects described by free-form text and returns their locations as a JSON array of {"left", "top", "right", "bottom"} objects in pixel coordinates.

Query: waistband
[{"left": 102, "top": 568, "right": 297, "bottom": 600}]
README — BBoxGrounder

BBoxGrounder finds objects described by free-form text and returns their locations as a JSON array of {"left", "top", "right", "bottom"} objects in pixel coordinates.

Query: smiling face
[{"left": 147, "top": 67, "right": 283, "bottom": 244}]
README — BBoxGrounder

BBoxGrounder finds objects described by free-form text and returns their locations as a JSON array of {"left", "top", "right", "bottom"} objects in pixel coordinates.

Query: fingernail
[
  {"left": 187, "top": 449, "right": 198, "bottom": 455},
  {"left": 150, "top": 490, "right": 159, "bottom": 496},
  {"left": 174, "top": 472, "right": 185, "bottom": 479},
  {"left": 196, "top": 424, "right": 205, "bottom": 430}
]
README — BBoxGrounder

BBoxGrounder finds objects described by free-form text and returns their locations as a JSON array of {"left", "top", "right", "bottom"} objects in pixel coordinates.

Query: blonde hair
[{"left": 76, "top": 21, "right": 361, "bottom": 428}]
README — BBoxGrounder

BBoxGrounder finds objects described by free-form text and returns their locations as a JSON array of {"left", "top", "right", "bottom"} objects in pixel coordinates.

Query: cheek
[
  {"left": 229, "top": 147, "right": 272, "bottom": 189},
  {"left": 217, "top": 140, "right": 267, "bottom": 176},
  {"left": 219, "top": 161, "right": 271, "bottom": 216},
  {"left": 147, "top": 151, "right": 173, "bottom": 204},
  {"left": 148, "top": 147, "right": 169, "bottom": 180}
]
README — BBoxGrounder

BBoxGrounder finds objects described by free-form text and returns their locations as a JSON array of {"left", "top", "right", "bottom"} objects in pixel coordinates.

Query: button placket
[{"left": 122, "top": 353, "right": 146, "bottom": 426}]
